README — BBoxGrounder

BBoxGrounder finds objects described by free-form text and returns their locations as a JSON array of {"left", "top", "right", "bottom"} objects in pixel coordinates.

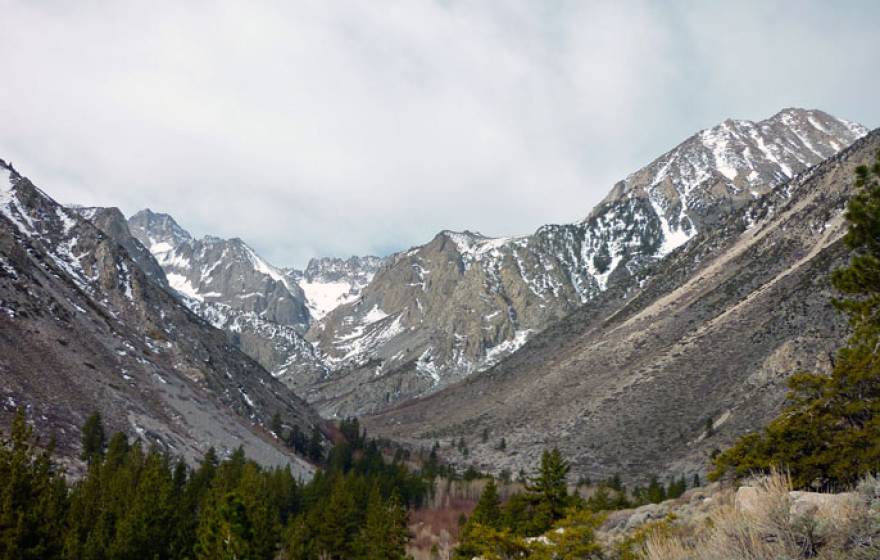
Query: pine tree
[
  {"left": 195, "top": 492, "right": 254, "bottom": 560},
  {"left": 538, "top": 508, "right": 604, "bottom": 559},
  {"left": 453, "top": 524, "right": 528, "bottom": 560},
  {"left": 270, "top": 412, "right": 283, "bottom": 437},
  {"left": 587, "top": 485, "right": 613, "bottom": 512},
  {"left": 81, "top": 410, "right": 106, "bottom": 464},
  {"left": 236, "top": 462, "right": 283, "bottom": 560},
  {"left": 287, "top": 425, "right": 305, "bottom": 454},
  {"left": 0, "top": 409, "right": 68, "bottom": 560},
  {"left": 646, "top": 476, "right": 666, "bottom": 504},
  {"left": 608, "top": 473, "right": 623, "bottom": 491},
  {"left": 527, "top": 448, "right": 570, "bottom": 533},
  {"left": 307, "top": 425, "right": 324, "bottom": 463},
  {"left": 470, "top": 479, "right": 502, "bottom": 529},
  {"left": 316, "top": 476, "right": 358, "bottom": 558},
  {"left": 353, "top": 485, "right": 408, "bottom": 560},
  {"left": 108, "top": 447, "right": 176, "bottom": 559}
]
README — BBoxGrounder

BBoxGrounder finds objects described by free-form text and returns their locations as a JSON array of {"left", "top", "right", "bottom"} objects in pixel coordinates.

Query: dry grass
[{"left": 641, "top": 471, "right": 880, "bottom": 560}]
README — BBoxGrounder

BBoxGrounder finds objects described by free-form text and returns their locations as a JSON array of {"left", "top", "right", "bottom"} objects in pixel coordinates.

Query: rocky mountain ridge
[
  {"left": 108, "top": 109, "right": 866, "bottom": 422},
  {"left": 126, "top": 209, "right": 332, "bottom": 383},
  {"left": 0, "top": 160, "right": 321, "bottom": 474},
  {"left": 303, "top": 108, "right": 867, "bottom": 416},
  {"left": 363, "top": 128, "right": 880, "bottom": 484}
]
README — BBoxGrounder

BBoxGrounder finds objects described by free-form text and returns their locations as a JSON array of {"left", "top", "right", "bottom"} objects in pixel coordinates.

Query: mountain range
[
  {"left": 2, "top": 107, "right": 873, "bottom": 484},
  {"left": 123, "top": 108, "right": 867, "bottom": 417}
]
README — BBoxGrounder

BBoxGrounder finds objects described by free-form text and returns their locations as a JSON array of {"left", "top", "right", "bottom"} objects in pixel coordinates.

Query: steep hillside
[
  {"left": 305, "top": 109, "right": 867, "bottom": 416},
  {"left": 0, "top": 161, "right": 321, "bottom": 474},
  {"left": 364, "top": 129, "right": 880, "bottom": 484}
]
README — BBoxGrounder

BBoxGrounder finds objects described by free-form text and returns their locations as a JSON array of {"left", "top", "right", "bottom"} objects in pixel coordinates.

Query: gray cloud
[{"left": 1, "top": 0, "right": 878, "bottom": 266}]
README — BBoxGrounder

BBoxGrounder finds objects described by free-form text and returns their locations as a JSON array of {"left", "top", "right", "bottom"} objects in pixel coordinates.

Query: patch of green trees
[
  {"left": 0, "top": 411, "right": 427, "bottom": 559},
  {"left": 454, "top": 449, "right": 604, "bottom": 559}
]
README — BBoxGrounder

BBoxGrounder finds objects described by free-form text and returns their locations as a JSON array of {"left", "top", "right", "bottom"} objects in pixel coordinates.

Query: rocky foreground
[{"left": 600, "top": 473, "right": 880, "bottom": 559}]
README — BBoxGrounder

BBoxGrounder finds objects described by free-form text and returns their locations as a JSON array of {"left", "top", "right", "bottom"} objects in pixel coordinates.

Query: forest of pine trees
[
  {"left": 0, "top": 412, "right": 424, "bottom": 559},
  {"left": 0, "top": 407, "right": 698, "bottom": 560}
]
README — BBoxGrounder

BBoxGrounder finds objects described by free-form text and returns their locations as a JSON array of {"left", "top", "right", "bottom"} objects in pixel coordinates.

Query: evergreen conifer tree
[
  {"left": 527, "top": 448, "right": 570, "bottom": 533},
  {"left": 195, "top": 491, "right": 254, "bottom": 560},
  {"left": 470, "top": 478, "right": 502, "bottom": 529},
  {"left": 0, "top": 409, "right": 68, "bottom": 560},
  {"left": 270, "top": 413, "right": 283, "bottom": 437},
  {"left": 307, "top": 425, "right": 324, "bottom": 463},
  {"left": 80, "top": 410, "right": 106, "bottom": 464}
]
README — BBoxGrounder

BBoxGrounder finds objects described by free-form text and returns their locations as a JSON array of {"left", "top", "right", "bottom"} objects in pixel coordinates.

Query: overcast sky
[{"left": 1, "top": 1, "right": 878, "bottom": 267}]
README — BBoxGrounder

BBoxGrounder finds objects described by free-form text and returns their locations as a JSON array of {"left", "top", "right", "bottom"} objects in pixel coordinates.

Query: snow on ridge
[
  {"left": 150, "top": 241, "right": 174, "bottom": 254},
  {"left": 0, "top": 165, "right": 14, "bottom": 196},
  {"left": 0, "top": 167, "right": 17, "bottom": 208},
  {"left": 842, "top": 119, "right": 870, "bottom": 138},
  {"left": 443, "top": 230, "right": 485, "bottom": 253},
  {"left": 55, "top": 207, "right": 78, "bottom": 235},
  {"left": 241, "top": 242, "right": 297, "bottom": 292},
  {"left": 330, "top": 313, "right": 405, "bottom": 365},
  {"left": 416, "top": 347, "right": 440, "bottom": 384},
  {"left": 443, "top": 230, "right": 520, "bottom": 261},
  {"left": 650, "top": 196, "right": 693, "bottom": 257},
  {"left": 699, "top": 122, "right": 741, "bottom": 181}
]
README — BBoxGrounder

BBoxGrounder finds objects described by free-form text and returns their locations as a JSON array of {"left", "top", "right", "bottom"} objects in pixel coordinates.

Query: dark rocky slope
[{"left": 0, "top": 162, "right": 321, "bottom": 475}]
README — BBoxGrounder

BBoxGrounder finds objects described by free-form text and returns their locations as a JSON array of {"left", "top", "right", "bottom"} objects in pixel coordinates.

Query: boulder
[
  {"left": 736, "top": 486, "right": 861, "bottom": 520},
  {"left": 788, "top": 491, "right": 860, "bottom": 519}
]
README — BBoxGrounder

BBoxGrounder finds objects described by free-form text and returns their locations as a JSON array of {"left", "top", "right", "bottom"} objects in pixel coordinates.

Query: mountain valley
[{"left": 1, "top": 108, "right": 873, "bottom": 487}]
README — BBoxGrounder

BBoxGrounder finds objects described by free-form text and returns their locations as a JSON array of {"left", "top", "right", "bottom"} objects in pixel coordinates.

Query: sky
[{"left": 1, "top": 1, "right": 878, "bottom": 267}]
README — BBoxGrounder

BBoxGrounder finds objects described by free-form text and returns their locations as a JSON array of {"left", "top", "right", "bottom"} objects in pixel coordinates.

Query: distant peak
[
  {"left": 438, "top": 229, "right": 488, "bottom": 240},
  {"left": 131, "top": 208, "right": 189, "bottom": 228},
  {"left": 0, "top": 158, "right": 21, "bottom": 182}
]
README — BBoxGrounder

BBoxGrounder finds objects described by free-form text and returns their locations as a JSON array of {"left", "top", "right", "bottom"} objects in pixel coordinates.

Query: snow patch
[
  {"left": 166, "top": 273, "right": 203, "bottom": 301},
  {"left": 362, "top": 304, "right": 388, "bottom": 324},
  {"left": 482, "top": 330, "right": 532, "bottom": 369},
  {"left": 300, "top": 280, "right": 358, "bottom": 320}
]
